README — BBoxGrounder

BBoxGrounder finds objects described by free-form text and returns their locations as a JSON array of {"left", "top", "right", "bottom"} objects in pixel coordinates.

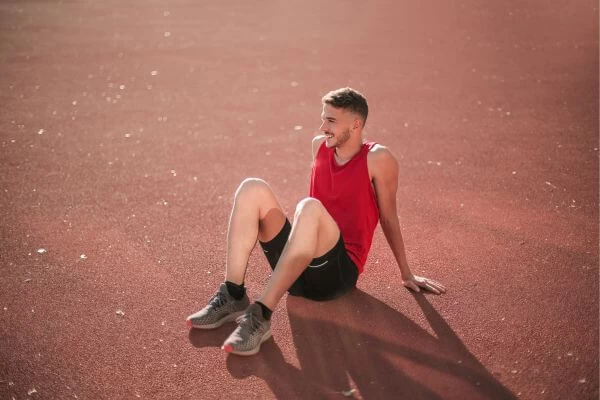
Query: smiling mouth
[{"left": 325, "top": 133, "right": 333, "bottom": 138}]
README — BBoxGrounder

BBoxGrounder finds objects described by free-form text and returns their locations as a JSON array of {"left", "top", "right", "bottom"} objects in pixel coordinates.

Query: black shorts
[{"left": 258, "top": 219, "right": 359, "bottom": 301}]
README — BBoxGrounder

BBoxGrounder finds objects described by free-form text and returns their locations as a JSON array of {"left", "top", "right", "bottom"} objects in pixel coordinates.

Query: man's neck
[{"left": 334, "top": 139, "right": 363, "bottom": 165}]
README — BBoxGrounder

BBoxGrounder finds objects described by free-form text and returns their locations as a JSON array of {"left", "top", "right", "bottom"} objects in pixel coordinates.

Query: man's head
[
  {"left": 322, "top": 87, "right": 368, "bottom": 127},
  {"left": 320, "top": 87, "right": 369, "bottom": 149}
]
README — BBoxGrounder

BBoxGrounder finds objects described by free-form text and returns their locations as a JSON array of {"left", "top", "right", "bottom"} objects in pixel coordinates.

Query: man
[{"left": 186, "top": 87, "right": 446, "bottom": 356}]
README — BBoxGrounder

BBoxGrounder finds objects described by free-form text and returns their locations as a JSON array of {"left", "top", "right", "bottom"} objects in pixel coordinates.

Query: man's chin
[{"left": 324, "top": 137, "right": 336, "bottom": 148}]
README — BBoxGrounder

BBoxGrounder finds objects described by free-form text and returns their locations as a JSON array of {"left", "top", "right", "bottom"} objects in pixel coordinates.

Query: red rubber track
[{"left": 0, "top": 0, "right": 597, "bottom": 399}]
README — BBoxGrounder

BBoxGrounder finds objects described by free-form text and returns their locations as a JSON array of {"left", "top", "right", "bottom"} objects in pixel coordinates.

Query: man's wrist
[{"left": 399, "top": 264, "right": 413, "bottom": 281}]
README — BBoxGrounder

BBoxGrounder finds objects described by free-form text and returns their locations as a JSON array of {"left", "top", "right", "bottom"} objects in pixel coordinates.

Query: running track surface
[{"left": 0, "top": 1, "right": 598, "bottom": 399}]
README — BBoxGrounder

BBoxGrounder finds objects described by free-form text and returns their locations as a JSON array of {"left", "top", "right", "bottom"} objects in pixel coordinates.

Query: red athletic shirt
[{"left": 309, "top": 141, "right": 379, "bottom": 273}]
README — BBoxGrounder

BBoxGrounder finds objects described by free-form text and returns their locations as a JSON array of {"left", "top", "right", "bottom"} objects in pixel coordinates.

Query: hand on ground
[{"left": 402, "top": 275, "right": 447, "bottom": 295}]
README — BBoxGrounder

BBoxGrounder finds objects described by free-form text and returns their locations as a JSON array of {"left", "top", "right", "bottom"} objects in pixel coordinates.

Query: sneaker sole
[
  {"left": 186, "top": 310, "right": 245, "bottom": 330},
  {"left": 222, "top": 329, "right": 272, "bottom": 356}
]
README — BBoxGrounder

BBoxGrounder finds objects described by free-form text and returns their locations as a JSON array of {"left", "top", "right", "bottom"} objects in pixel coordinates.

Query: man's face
[{"left": 319, "top": 104, "right": 356, "bottom": 148}]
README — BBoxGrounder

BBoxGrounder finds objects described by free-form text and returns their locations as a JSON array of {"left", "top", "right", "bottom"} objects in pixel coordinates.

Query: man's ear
[{"left": 352, "top": 118, "right": 361, "bottom": 130}]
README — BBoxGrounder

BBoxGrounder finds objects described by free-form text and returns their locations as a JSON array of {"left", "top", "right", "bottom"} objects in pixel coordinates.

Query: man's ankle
[
  {"left": 225, "top": 281, "right": 245, "bottom": 300},
  {"left": 255, "top": 301, "right": 272, "bottom": 320}
]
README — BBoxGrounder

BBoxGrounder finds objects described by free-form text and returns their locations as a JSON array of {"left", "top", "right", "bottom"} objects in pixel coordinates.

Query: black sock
[
  {"left": 225, "top": 281, "right": 245, "bottom": 300},
  {"left": 255, "top": 301, "right": 272, "bottom": 320}
]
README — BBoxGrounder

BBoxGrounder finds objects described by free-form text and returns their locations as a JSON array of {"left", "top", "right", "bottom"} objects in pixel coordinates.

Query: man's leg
[
  {"left": 257, "top": 197, "right": 340, "bottom": 309},
  {"left": 225, "top": 178, "right": 287, "bottom": 285},
  {"left": 186, "top": 178, "right": 286, "bottom": 329},
  {"left": 222, "top": 197, "right": 340, "bottom": 355}
]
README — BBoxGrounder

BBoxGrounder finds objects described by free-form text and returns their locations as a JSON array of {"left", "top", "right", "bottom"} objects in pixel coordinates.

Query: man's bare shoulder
[
  {"left": 367, "top": 143, "right": 399, "bottom": 182},
  {"left": 312, "top": 135, "right": 327, "bottom": 159},
  {"left": 368, "top": 143, "right": 397, "bottom": 165},
  {"left": 313, "top": 135, "right": 327, "bottom": 145}
]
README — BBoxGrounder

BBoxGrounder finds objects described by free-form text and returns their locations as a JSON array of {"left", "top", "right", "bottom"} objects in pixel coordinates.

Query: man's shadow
[{"left": 189, "top": 290, "right": 516, "bottom": 399}]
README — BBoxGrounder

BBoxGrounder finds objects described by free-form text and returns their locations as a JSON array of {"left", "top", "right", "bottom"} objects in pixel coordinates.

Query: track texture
[{"left": 1, "top": 0, "right": 598, "bottom": 399}]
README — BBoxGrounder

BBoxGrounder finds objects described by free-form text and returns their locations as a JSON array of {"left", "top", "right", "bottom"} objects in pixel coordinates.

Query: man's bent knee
[
  {"left": 293, "top": 197, "right": 339, "bottom": 257},
  {"left": 294, "top": 197, "right": 323, "bottom": 217},
  {"left": 236, "top": 177, "right": 269, "bottom": 198}
]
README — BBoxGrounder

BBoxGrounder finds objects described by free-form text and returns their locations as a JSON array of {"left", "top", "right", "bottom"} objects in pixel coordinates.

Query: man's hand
[{"left": 402, "top": 275, "right": 447, "bottom": 295}]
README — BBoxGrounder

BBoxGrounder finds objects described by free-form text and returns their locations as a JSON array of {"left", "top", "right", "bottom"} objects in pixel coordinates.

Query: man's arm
[
  {"left": 312, "top": 135, "right": 326, "bottom": 161},
  {"left": 369, "top": 145, "right": 446, "bottom": 294}
]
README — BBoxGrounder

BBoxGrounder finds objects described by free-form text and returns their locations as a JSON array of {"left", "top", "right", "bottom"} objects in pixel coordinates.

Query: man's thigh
[
  {"left": 301, "top": 235, "right": 359, "bottom": 301},
  {"left": 237, "top": 178, "right": 287, "bottom": 242},
  {"left": 292, "top": 197, "right": 340, "bottom": 259}
]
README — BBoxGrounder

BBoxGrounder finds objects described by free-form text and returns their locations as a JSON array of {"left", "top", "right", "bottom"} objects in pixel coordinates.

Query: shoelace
[
  {"left": 236, "top": 311, "right": 260, "bottom": 334},
  {"left": 208, "top": 291, "right": 227, "bottom": 309}
]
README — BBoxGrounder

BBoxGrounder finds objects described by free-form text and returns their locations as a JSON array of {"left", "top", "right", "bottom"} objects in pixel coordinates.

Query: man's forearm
[{"left": 380, "top": 218, "right": 413, "bottom": 279}]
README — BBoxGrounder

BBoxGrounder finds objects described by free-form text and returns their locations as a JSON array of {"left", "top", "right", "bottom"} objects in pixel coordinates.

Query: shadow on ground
[{"left": 189, "top": 290, "right": 515, "bottom": 399}]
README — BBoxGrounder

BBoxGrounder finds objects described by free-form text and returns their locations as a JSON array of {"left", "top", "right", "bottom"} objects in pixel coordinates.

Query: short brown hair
[{"left": 322, "top": 87, "right": 369, "bottom": 125}]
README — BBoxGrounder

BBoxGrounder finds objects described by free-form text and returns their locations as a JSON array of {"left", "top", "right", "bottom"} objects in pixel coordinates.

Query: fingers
[
  {"left": 418, "top": 280, "right": 434, "bottom": 293},
  {"left": 405, "top": 278, "right": 447, "bottom": 295},
  {"left": 427, "top": 282, "right": 446, "bottom": 294},
  {"left": 423, "top": 282, "right": 440, "bottom": 295},
  {"left": 429, "top": 280, "right": 447, "bottom": 292},
  {"left": 418, "top": 279, "right": 447, "bottom": 295}
]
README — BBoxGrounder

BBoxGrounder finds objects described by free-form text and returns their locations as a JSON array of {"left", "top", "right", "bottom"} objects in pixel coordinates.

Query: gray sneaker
[
  {"left": 186, "top": 283, "right": 249, "bottom": 329},
  {"left": 222, "top": 303, "right": 272, "bottom": 356}
]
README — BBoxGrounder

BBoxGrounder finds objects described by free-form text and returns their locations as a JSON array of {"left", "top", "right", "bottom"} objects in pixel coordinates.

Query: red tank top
[{"left": 309, "top": 140, "right": 379, "bottom": 273}]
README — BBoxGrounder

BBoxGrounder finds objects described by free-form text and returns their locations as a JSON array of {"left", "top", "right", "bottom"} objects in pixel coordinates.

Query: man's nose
[{"left": 319, "top": 121, "right": 326, "bottom": 131}]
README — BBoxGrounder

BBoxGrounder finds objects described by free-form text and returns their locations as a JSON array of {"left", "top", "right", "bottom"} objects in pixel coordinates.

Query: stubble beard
[{"left": 328, "top": 128, "right": 351, "bottom": 149}]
